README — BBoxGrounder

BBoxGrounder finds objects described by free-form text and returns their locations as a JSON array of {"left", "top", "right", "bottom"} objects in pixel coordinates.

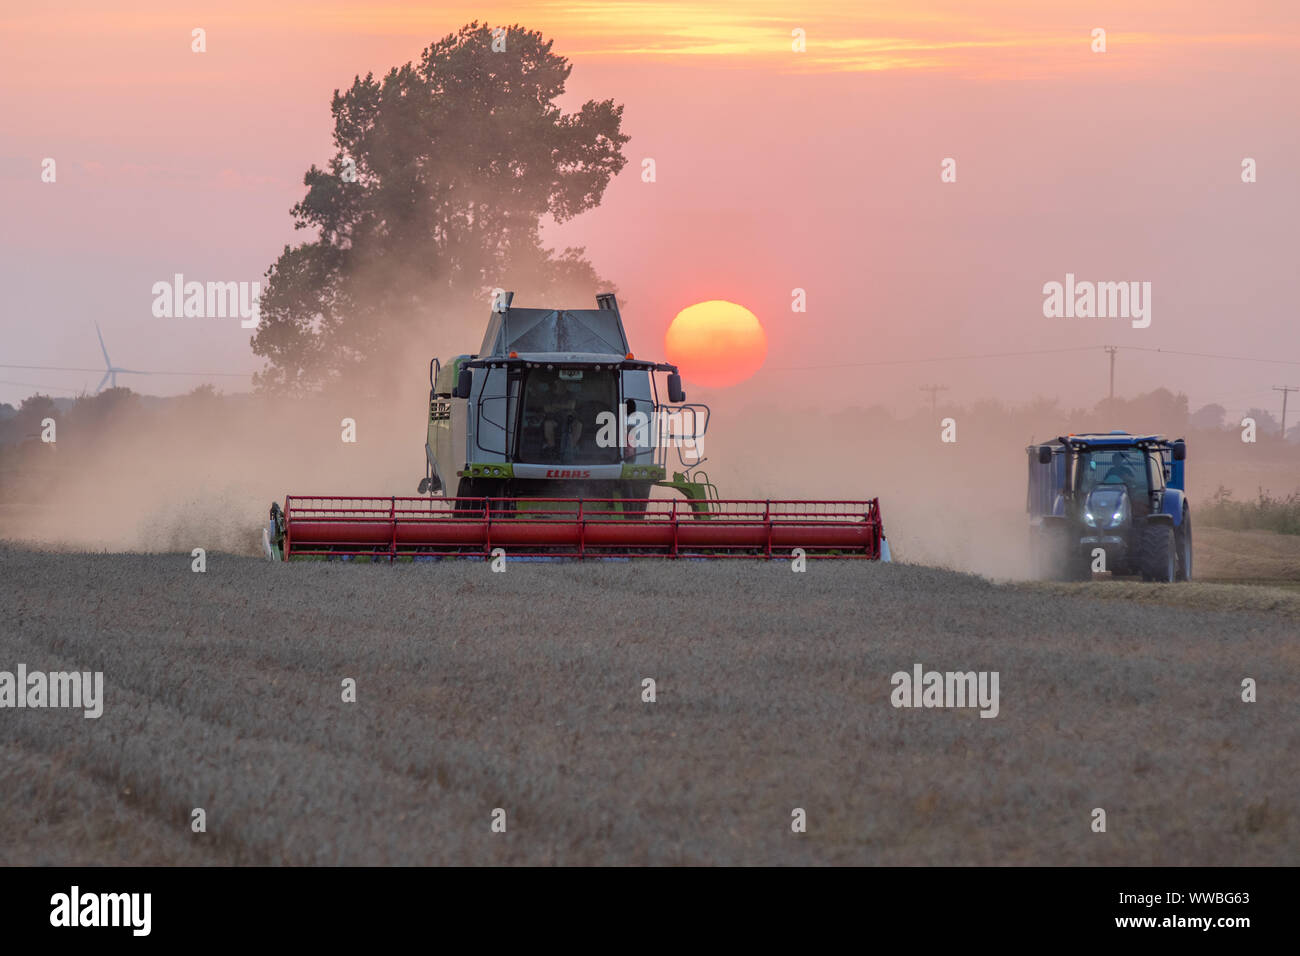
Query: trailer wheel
[
  {"left": 1029, "top": 526, "right": 1058, "bottom": 580},
  {"left": 1140, "top": 524, "right": 1176, "bottom": 583},
  {"left": 1175, "top": 507, "right": 1193, "bottom": 582}
]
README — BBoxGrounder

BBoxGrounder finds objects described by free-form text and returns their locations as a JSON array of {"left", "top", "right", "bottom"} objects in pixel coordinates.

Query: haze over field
[
  {"left": 2, "top": 3, "right": 1298, "bottom": 573},
  {"left": 3, "top": 1, "right": 1299, "bottom": 416}
]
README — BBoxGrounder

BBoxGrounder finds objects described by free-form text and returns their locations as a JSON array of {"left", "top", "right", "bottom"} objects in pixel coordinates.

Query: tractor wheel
[
  {"left": 1175, "top": 508, "right": 1193, "bottom": 582},
  {"left": 1064, "top": 547, "right": 1093, "bottom": 582},
  {"left": 1140, "top": 524, "right": 1176, "bottom": 583},
  {"left": 1033, "top": 526, "right": 1088, "bottom": 581}
]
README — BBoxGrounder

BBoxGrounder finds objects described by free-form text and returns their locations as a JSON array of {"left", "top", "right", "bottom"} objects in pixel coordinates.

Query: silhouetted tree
[
  {"left": 64, "top": 388, "right": 139, "bottom": 443},
  {"left": 252, "top": 22, "right": 630, "bottom": 395},
  {"left": 1189, "top": 403, "right": 1227, "bottom": 431},
  {"left": 1244, "top": 407, "right": 1279, "bottom": 435},
  {"left": 4, "top": 394, "right": 58, "bottom": 444},
  {"left": 1096, "top": 388, "right": 1189, "bottom": 434}
]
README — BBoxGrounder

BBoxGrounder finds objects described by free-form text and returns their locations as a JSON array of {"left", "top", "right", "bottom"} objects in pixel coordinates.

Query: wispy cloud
[{"left": 7, "top": 1, "right": 1291, "bottom": 77}]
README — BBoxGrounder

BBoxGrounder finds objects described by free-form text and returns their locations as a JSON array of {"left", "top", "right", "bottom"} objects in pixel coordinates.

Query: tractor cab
[
  {"left": 1027, "top": 432, "right": 1191, "bottom": 582},
  {"left": 1073, "top": 446, "right": 1156, "bottom": 522}
]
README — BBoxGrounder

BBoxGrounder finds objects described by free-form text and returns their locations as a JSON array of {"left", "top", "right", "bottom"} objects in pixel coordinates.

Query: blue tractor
[{"left": 1027, "top": 432, "right": 1191, "bottom": 582}]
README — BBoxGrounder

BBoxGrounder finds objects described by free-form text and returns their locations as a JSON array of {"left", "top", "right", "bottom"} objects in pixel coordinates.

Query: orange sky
[
  {"left": 3, "top": 1, "right": 1299, "bottom": 415},
  {"left": 5, "top": 1, "right": 1292, "bottom": 75}
]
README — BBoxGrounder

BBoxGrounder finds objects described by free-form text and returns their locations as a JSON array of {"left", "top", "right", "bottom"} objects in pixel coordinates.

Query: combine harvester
[{"left": 265, "top": 293, "right": 888, "bottom": 562}]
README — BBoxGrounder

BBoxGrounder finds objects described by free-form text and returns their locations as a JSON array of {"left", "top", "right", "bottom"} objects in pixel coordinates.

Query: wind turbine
[{"left": 94, "top": 322, "right": 149, "bottom": 393}]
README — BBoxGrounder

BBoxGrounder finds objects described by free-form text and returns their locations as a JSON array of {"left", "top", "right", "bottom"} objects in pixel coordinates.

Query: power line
[
  {"left": 1104, "top": 345, "right": 1118, "bottom": 399},
  {"left": 769, "top": 345, "right": 1103, "bottom": 371},
  {"left": 0, "top": 364, "right": 250, "bottom": 378},
  {"left": 768, "top": 343, "right": 1300, "bottom": 372},
  {"left": 0, "top": 380, "right": 83, "bottom": 394},
  {"left": 918, "top": 384, "right": 948, "bottom": 416},
  {"left": 1274, "top": 385, "right": 1299, "bottom": 439},
  {"left": 1121, "top": 346, "right": 1300, "bottom": 366},
  {"left": 9, "top": 345, "right": 1300, "bottom": 379}
]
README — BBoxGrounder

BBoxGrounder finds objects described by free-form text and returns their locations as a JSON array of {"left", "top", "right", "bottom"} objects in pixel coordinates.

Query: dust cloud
[
  {"left": 0, "top": 378, "right": 436, "bottom": 558},
  {"left": 1, "top": 320, "right": 1291, "bottom": 579}
]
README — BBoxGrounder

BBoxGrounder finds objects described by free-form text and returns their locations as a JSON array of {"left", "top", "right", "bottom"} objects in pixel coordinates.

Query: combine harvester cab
[
  {"left": 1026, "top": 431, "right": 1190, "bottom": 582},
  {"left": 266, "top": 293, "right": 888, "bottom": 562}
]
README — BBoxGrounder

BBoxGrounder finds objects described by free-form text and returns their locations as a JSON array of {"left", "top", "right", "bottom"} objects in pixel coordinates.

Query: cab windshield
[
  {"left": 516, "top": 367, "right": 619, "bottom": 465},
  {"left": 1077, "top": 448, "right": 1148, "bottom": 496}
]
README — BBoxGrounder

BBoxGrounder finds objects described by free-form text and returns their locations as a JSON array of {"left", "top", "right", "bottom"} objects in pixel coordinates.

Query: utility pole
[
  {"left": 1273, "top": 385, "right": 1298, "bottom": 441},
  {"left": 919, "top": 384, "right": 948, "bottom": 417},
  {"left": 1104, "top": 345, "right": 1118, "bottom": 401}
]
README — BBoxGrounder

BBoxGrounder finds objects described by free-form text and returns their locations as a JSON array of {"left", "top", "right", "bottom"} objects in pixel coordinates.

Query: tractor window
[
  {"left": 1078, "top": 449, "right": 1148, "bottom": 496},
  {"left": 516, "top": 367, "right": 620, "bottom": 465},
  {"left": 1147, "top": 452, "right": 1166, "bottom": 491}
]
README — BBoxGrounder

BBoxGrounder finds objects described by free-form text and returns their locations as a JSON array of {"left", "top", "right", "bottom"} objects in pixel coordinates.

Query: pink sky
[{"left": 3, "top": 0, "right": 1299, "bottom": 418}]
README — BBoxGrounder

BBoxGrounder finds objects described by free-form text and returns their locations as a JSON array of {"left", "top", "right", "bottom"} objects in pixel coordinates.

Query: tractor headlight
[{"left": 1106, "top": 492, "right": 1130, "bottom": 528}]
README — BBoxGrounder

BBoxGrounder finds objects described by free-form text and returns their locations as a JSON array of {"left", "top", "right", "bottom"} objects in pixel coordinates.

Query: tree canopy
[{"left": 252, "top": 23, "right": 629, "bottom": 394}]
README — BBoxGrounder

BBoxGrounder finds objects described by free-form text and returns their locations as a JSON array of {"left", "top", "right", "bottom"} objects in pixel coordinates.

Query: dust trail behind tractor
[{"left": 268, "top": 496, "right": 885, "bottom": 561}]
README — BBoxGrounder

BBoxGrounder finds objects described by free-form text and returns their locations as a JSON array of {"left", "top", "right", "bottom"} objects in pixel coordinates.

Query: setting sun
[{"left": 664, "top": 300, "right": 768, "bottom": 389}]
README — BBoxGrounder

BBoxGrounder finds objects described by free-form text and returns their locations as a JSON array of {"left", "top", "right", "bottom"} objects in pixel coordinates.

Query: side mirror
[
  {"left": 667, "top": 373, "right": 686, "bottom": 404},
  {"left": 1037, "top": 445, "right": 1053, "bottom": 464},
  {"left": 1171, "top": 440, "right": 1186, "bottom": 461},
  {"left": 625, "top": 398, "right": 636, "bottom": 415},
  {"left": 456, "top": 368, "right": 473, "bottom": 399}
]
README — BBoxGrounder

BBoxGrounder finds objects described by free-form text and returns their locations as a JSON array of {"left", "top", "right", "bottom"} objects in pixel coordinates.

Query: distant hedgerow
[{"left": 1200, "top": 486, "right": 1300, "bottom": 535}]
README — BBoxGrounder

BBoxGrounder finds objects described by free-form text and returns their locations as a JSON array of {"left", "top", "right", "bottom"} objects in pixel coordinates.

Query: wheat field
[{"left": 1, "top": 546, "right": 1296, "bottom": 865}]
